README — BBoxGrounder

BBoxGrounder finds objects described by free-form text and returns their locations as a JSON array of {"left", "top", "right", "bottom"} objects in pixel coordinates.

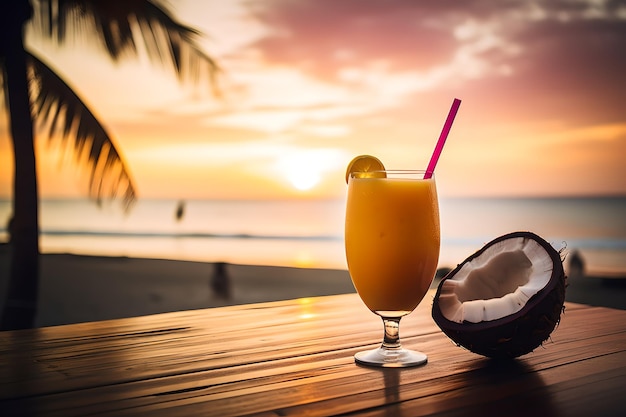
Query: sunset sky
[{"left": 1, "top": 0, "right": 625, "bottom": 201}]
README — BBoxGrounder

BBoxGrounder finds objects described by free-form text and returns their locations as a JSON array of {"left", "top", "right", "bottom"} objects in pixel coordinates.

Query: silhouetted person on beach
[
  {"left": 175, "top": 200, "right": 185, "bottom": 222},
  {"left": 211, "top": 262, "right": 232, "bottom": 300},
  {"left": 568, "top": 250, "right": 585, "bottom": 279}
]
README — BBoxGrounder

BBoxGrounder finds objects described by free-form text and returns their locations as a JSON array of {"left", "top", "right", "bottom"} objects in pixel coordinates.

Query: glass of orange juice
[{"left": 345, "top": 168, "right": 440, "bottom": 367}]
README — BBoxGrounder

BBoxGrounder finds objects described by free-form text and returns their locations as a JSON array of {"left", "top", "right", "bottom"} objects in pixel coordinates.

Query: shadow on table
[
  {"left": 354, "top": 359, "right": 557, "bottom": 416},
  {"left": 447, "top": 359, "right": 558, "bottom": 416}
]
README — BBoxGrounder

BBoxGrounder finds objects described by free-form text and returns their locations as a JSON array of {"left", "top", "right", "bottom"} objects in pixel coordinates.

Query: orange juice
[{"left": 345, "top": 174, "right": 440, "bottom": 315}]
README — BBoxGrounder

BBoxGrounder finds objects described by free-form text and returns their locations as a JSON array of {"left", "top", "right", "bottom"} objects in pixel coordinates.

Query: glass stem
[{"left": 381, "top": 317, "right": 402, "bottom": 350}]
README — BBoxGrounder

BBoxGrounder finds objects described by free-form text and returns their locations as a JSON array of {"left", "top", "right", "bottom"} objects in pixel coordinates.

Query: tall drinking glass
[{"left": 345, "top": 170, "right": 440, "bottom": 367}]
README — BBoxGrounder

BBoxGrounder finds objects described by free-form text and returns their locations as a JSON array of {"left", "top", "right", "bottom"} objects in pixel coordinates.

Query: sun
[
  {"left": 276, "top": 148, "right": 347, "bottom": 193},
  {"left": 288, "top": 170, "right": 320, "bottom": 191},
  {"left": 276, "top": 152, "right": 323, "bottom": 192}
]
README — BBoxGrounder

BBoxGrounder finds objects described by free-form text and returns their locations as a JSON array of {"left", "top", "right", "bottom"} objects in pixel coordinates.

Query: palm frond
[
  {"left": 32, "top": 0, "right": 220, "bottom": 92},
  {"left": 27, "top": 51, "right": 137, "bottom": 210}
]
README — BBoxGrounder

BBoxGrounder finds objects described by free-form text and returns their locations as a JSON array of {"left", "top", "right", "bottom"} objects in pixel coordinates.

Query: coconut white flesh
[{"left": 438, "top": 236, "right": 553, "bottom": 323}]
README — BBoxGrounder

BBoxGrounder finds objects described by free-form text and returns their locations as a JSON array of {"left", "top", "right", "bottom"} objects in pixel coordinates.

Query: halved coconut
[{"left": 432, "top": 231, "right": 566, "bottom": 358}]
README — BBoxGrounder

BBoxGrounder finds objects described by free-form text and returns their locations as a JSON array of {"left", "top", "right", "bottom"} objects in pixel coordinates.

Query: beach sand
[
  {"left": 1, "top": 244, "right": 624, "bottom": 327},
  {"left": 0, "top": 246, "right": 356, "bottom": 327}
]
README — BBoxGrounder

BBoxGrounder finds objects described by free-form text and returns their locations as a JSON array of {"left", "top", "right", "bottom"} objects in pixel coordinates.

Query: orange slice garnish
[{"left": 345, "top": 155, "right": 386, "bottom": 183}]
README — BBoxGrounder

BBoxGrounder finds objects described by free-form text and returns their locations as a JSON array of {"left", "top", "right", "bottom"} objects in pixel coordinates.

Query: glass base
[{"left": 355, "top": 347, "right": 428, "bottom": 368}]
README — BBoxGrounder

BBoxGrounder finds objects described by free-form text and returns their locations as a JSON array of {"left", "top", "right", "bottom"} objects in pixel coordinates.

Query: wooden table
[{"left": 1, "top": 290, "right": 625, "bottom": 416}]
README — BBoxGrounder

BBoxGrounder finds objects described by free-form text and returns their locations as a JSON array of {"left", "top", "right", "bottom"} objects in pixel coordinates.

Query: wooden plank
[
  {"left": 2, "top": 294, "right": 623, "bottom": 415},
  {"left": 37, "top": 341, "right": 623, "bottom": 417},
  {"left": 0, "top": 298, "right": 621, "bottom": 376},
  {"left": 0, "top": 316, "right": 437, "bottom": 399},
  {"left": 304, "top": 351, "right": 626, "bottom": 417},
  {"left": 0, "top": 294, "right": 624, "bottom": 417}
]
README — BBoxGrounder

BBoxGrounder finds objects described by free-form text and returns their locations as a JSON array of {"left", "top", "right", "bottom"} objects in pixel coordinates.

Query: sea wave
[
  {"left": 39, "top": 229, "right": 342, "bottom": 241},
  {"left": 35, "top": 229, "right": 626, "bottom": 249}
]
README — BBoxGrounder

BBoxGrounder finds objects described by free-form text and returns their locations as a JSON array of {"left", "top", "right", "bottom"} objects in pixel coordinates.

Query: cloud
[
  {"left": 245, "top": 0, "right": 520, "bottom": 79},
  {"left": 128, "top": 140, "right": 349, "bottom": 171},
  {"left": 240, "top": 0, "right": 626, "bottom": 125}
]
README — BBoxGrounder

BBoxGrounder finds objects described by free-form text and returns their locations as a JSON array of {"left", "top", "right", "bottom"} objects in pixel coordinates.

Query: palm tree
[{"left": 0, "top": 0, "right": 219, "bottom": 330}]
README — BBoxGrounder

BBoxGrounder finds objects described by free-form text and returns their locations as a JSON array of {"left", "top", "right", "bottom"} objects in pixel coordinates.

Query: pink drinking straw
[{"left": 424, "top": 98, "right": 461, "bottom": 179}]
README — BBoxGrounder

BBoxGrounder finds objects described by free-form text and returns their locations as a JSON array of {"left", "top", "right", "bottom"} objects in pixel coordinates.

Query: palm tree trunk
[{"left": 0, "top": 0, "right": 40, "bottom": 330}]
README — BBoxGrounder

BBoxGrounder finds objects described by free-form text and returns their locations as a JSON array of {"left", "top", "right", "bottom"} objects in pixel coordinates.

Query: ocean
[{"left": 0, "top": 196, "right": 624, "bottom": 274}]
